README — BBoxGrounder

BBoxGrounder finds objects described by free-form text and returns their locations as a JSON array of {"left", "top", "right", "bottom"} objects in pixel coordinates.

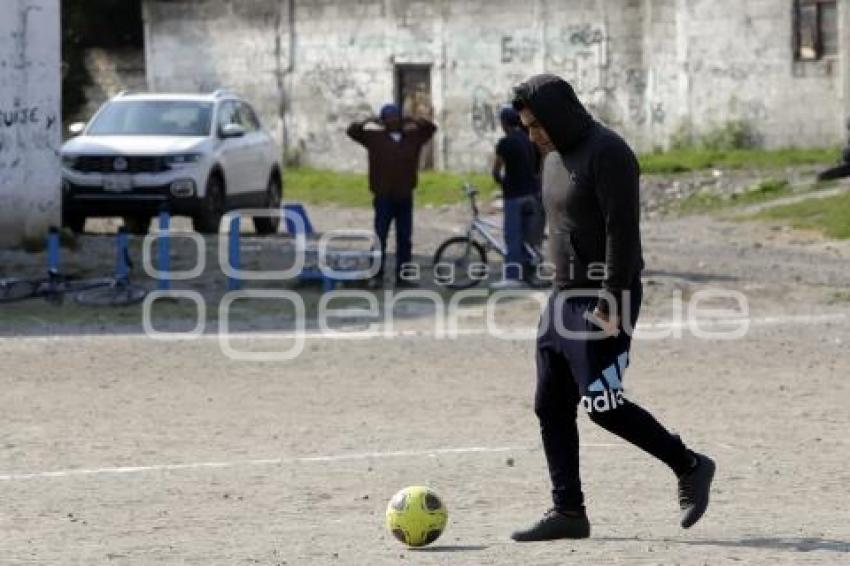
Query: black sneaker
[
  {"left": 511, "top": 508, "right": 590, "bottom": 542},
  {"left": 678, "top": 452, "right": 716, "bottom": 528}
]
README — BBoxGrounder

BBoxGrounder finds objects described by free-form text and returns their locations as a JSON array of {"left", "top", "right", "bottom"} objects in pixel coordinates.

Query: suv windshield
[{"left": 87, "top": 100, "right": 213, "bottom": 137}]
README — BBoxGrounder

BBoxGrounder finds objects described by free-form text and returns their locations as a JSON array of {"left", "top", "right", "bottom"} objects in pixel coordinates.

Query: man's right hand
[{"left": 362, "top": 118, "right": 384, "bottom": 131}]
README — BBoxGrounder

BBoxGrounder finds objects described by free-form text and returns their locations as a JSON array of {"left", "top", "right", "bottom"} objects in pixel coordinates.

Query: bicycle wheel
[
  {"left": 433, "top": 236, "right": 487, "bottom": 289},
  {"left": 57, "top": 277, "right": 114, "bottom": 293},
  {"left": 75, "top": 281, "right": 148, "bottom": 307},
  {"left": 0, "top": 279, "right": 39, "bottom": 303},
  {"left": 40, "top": 277, "right": 113, "bottom": 304}
]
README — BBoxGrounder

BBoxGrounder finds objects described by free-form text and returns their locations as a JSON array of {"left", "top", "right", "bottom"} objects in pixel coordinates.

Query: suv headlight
[
  {"left": 61, "top": 155, "right": 78, "bottom": 169},
  {"left": 164, "top": 154, "right": 202, "bottom": 169}
]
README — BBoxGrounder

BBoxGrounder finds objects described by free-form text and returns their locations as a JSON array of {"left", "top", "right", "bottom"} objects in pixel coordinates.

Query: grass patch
[
  {"left": 639, "top": 147, "right": 838, "bottom": 175},
  {"left": 674, "top": 178, "right": 795, "bottom": 214},
  {"left": 283, "top": 146, "right": 838, "bottom": 208},
  {"left": 753, "top": 192, "right": 850, "bottom": 239},
  {"left": 284, "top": 167, "right": 497, "bottom": 208}
]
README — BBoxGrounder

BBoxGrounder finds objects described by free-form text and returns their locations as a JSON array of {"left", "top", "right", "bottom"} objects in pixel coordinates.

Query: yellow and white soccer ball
[{"left": 385, "top": 486, "right": 448, "bottom": 547}]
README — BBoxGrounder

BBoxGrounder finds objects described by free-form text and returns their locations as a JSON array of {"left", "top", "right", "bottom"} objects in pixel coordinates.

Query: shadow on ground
[
  {"left": 644, "top": 269, "right": 739, "bottom": 283},
  {"left": 411, "top": 545, "right": 489, "bottom": 553},
  {"left": 598, "top": 536, "right": 849, "bottom": 553}
]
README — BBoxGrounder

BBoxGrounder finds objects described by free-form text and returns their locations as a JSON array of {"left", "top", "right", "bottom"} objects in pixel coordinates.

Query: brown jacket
[{"left": 347, "top": 118, "right": 437, "bottom": 200}]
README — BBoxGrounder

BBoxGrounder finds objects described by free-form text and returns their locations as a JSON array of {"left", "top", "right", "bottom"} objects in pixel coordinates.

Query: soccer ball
[{"left": 385, "top": 486, "right": 448, "bottom": 547}]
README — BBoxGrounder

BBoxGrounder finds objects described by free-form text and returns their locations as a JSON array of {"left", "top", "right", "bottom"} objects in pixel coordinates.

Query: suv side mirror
[
  {"left": 220, "top": 123, "right": 246, "bottom": 139},
  {"left": 68, "top": 122, "right": 86, "bottom": 136}
]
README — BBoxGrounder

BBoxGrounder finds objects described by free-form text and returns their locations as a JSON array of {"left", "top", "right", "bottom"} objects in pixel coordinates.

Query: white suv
[{"left": 61, "top": 91, "right": 282, "bottom": 234}]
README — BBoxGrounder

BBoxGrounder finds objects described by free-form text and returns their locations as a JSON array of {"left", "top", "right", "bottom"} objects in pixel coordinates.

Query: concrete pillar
[
  {"left": 840, "top": 0, "right": 850, "bottom": 136},
  {"left": 0, "top": 0, "right": 61, "bottom": 247}
]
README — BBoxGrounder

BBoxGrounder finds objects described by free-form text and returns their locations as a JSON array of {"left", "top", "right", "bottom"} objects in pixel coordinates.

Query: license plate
[{"left": 103, "top": 175, "right": 133, "bottom": 192}]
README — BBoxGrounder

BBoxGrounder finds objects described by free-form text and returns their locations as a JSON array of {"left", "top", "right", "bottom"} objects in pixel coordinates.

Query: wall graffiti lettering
[
  {"left": 627, "top": 98, "right": 646, "bottom": 126},
  {"left": 298, "top": 60, "right": 376, "bottom": 164},
  {"left": 12, "top": 5, "right": 41, "bottom": 72},
  {"left": 471, "top": 86, "right": 500, "bottom": 138},
  {"left": 651, "top": 102, "right": 665, "bottom": 125},
  {"left": 624, "top": 68, "right": 646, "bottom": 93},
  {"left": 569, "top": 24, "right": 605, "bottom": 47},
  {"left": 0, "top": 106, "right": 40, "bottom": 128},
  {"left": 501, "top": 35, "right": 536, "bottom": 64},
  {"left": 304, "top": 63, "right": 368, "bottom": 102},
  {"left": 547, "top": 24, "right": 607, "bottom": 99}
]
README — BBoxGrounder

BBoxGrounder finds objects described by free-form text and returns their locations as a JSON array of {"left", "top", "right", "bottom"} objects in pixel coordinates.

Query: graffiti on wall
[
  {"left": 304, "top": 62, "right": 369, "bottom": 102},
  {"left": 0, "top": 103, "right": 47, "bottom": 173},
  {"left": 299, "top": 62, "right": 376, "bottom": 159},
  {"left": 1, "top": 104, "right": 42, "bottom": 130},
  {"left": 471, "top": 85, "right": 502, "bottom": 138},
  {"left": 650, "top": 102, "right": 665, "bottom": 125},
  {"left": 501, "top": 35, "right": 536, "bottom": 64},
  {"left": 547, "top": 24, "right": 608, "bottom": 100},
  {"left": 0, "top": 102, "right": 59, "bottom": 194},
  {"left": 0, "top": 0, "right": 62, "bottom": 244},
  {"left": 567, "top": 24, "right": 606, "bottom": 48},
  {"left": 623, "top": 67, "right": 650, "bottom": 126}
]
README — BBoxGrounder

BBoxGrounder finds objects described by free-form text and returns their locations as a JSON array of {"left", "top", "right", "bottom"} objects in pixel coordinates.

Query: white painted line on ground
[
  {"left": 0, "top": 444, "right": 623, "bottom": 483},
  {"left": 0, "top": 312, "right": 845, "bottom": 344}
]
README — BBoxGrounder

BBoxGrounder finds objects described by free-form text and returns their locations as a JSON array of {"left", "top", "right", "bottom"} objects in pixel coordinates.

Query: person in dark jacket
[
  {"left": 509, "top": 74, "right": 716, "bottom": 542},
  {"left": 491, "top": 106, "right": 544, "bottom": 288},
  {"left": 347, "top": 104, "right": 437, "bottom": 287}
]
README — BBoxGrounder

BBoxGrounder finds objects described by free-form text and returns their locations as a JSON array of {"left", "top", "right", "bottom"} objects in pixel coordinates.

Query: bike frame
[{"left": 462, "top": 183, "right": 541, "bottom": 262}]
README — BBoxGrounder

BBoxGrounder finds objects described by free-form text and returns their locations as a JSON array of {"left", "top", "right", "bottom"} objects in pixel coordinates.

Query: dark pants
[
  {"left": 374, "top": 196, "right": 413, "bottom": 279},
  {"left": 503, "top": 194, "right": 545, "bottom": 280},
  {"left": 503, "top": 196, "right": 527, "bottom": 280},
  {"left": 535, "top": 281, "right": 693, "bottom": 511}
]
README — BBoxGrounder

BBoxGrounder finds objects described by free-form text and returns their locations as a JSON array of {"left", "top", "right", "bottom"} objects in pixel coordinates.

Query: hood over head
[{"left": 512, "top": 74, "right": 594, "bottom": 154}]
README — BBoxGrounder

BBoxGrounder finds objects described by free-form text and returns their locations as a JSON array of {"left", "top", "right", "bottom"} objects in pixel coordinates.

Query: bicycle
[
  {"left": 433, "top": 183, "right": 547, "bottom": 289},
  {"left": 0, "top": 271, "right": 114, "bottom": 305},
  {"left": 0, "top": 228, "right": 148, "bottom": 306}
]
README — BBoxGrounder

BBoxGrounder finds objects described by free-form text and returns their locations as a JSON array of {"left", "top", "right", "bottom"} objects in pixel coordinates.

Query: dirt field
[{"left": 1, "top": 186, "right": 849, "bottom": 564}]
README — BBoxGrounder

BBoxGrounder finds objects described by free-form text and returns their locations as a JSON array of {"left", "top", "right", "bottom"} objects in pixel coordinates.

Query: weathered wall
[
  {"left": 143, "top": 1, "right": 286, "bottom": 142},
  {"left": 671, "top": 0, "right": 844, "bottom": 149},
  {"left": 143, "top": 0, "right": 848, "bottom": 172},
  {"left": 70, "top": 48, "right": 147, "bottom": 124},
  {"left": 0, "top": 0, "right": 61, "bottom": 247}
]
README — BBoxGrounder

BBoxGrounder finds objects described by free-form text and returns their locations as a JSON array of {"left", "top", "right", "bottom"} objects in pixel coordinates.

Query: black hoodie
[{"left": 513, "top": 74, "right": 643, "bottom": 316}]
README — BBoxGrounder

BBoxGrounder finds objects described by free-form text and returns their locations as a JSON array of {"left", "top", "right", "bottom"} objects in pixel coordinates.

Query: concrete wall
[
  {"left": 68, "top": 47, "right": 147, "bottom": 125},
  {"left": 143, "top": 1, "right": 285, "bottom": 143},
  {"left": 143, "top": 0, "right": 848, "bottom": 172},
  {"left": 0, "top": 0, "right": 61, "bottom": 247},
  {"left": 670, "top": 0, "right": 844, "bottom": 149}
]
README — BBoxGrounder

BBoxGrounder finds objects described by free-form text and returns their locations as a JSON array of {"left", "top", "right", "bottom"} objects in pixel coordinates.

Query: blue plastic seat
[{"left": 281, "top": 203, "right": 335, "bottom": 291}]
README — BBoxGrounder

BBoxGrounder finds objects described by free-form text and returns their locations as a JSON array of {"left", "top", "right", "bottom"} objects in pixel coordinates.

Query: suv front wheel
[
  {"left": 63, "top": 212, "right": 86, "bottom": 234},
  {"left": 194, "top": 174, "right": 225, "bottom": 234}
]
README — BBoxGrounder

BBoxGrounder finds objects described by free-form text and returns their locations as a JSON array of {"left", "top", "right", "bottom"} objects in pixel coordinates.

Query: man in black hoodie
[{"left": 509, "top": 74, "right": 716, "bottom": 541}]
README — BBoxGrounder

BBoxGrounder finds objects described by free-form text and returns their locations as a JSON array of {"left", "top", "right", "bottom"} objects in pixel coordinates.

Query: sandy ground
[
  {"left": 0, "top": 306, "right": 848, "bottom": 565},
  {"left": 1, "top": 179, "right": 849, "bottom": 564}
]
